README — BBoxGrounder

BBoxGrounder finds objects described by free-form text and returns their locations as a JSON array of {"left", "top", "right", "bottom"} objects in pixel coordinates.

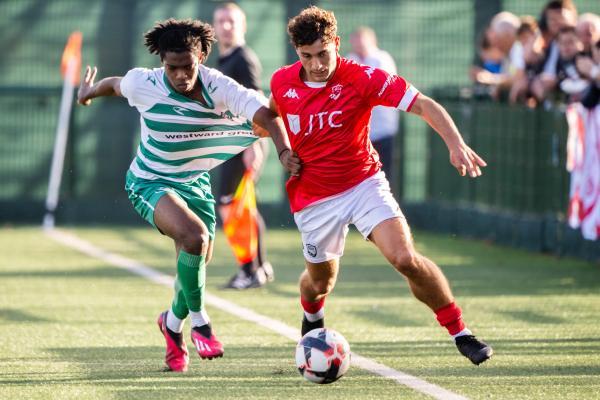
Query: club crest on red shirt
[{"left": 329, "top": 84, "right": 343, "bottom": 100}]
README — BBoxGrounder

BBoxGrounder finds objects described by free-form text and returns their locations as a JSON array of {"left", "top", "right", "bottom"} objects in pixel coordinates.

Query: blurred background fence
[{"left": 1, "top": 0, "right": 599, "bottom": 260}]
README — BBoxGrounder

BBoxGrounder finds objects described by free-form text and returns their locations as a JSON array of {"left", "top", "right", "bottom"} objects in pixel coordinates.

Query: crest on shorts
[
  {"left": 306, "top": 243, "right": 318, "bottom": 258},
  {"left": 287, "top": 114, "right": 301, "bottom": 135}
]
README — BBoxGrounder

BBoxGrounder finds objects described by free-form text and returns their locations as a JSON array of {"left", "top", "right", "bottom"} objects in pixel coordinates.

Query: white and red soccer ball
[{"left": 295, "top": 328, "right": 351, "bottom": 384}]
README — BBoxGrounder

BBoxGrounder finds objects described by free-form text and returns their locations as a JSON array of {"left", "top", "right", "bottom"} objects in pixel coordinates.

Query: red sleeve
[
  {"left": 270, "top": 66, "right": 287, "bottom": 102},
  {"left": 351, "top": 62, "right": 420, "bottom": 112}
]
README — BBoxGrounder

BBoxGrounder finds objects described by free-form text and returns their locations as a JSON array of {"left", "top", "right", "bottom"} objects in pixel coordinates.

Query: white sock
[
  {"left": 452, "top": 328, "right": 472, "bottom": 340},
  {"left": 190, "top": 309, "right": 211, "bottom": 328},
  {"left": 166, "top": 310, "right": 184, "bottom": 333},
  {"left": 304, "top": 308, "right": 325, "bottom": 322}
]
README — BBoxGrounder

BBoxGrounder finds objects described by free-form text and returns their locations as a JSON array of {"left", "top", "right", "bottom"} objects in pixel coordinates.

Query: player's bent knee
[
  {"left": 311, "top": 279, "right": 335, "bottom": 296},
  {"left": 391, "top": 251, "right": 422, "bottom": 277},
  {"left": 178, "top": 225, "right": 209, "bottom": 255}
]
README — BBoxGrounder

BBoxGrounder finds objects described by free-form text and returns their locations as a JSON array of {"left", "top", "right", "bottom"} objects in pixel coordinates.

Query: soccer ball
[{"left": 295, "top": 328, "right": 351, "bottom": 384}]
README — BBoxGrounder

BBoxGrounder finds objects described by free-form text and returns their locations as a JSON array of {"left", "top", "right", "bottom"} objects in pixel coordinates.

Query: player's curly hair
[
  {"left": 287, "top": 6, "right": 337, "bottom": 47},
  {"left": 144, "top": 18, "right": 216, "bottom": 60}
]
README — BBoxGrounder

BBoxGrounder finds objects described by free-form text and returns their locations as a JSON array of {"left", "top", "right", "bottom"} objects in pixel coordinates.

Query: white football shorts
[{"left": 293, "top": 171, "right": 404, "bottom": 263}]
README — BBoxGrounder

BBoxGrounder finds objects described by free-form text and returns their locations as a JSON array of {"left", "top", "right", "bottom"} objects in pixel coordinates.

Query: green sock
[
  {"left": 174, "top": 250, "right": 206, "bottom": 313},
  {"left": 171, "top": 277, "right": 189, "bottom": 320}
]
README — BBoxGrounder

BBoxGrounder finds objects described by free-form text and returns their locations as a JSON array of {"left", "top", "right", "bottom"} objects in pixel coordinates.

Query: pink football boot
[
  {"left": 157, "top": 311, "right": 189, "bottom": 372},
  {"left": 191, "top": 327, "right": 224, "bottom": 360}
]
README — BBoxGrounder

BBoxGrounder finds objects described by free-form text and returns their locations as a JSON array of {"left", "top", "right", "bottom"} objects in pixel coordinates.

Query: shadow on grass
[
  {"left": 0, "top": 266, "right": 138, "bottom": 279},
  {"left": 350, "top": 306, "right": 426, "bottom": 327},
  {"left": 498, "top": 310, "right": 567, "bottom": 324},
  {"left": 1, "top": 345, "right": 301, "bottom": 388},
  {"left": 0, "top": 308, "right": 53, "bottom": 323},
  {"left": 353, "top": 337, "right": 600, "bottom": 363},
  {"left": 112, "top": 229, "right": 173, "bottom": 260},
  {"left": 26, "top": 338, "right": 594, "bottom": 383}
]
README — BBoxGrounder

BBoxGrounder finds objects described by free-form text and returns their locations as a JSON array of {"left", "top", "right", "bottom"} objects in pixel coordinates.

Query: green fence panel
[{"left": 427, "top": 96, "right": 570, "bottom": 217}]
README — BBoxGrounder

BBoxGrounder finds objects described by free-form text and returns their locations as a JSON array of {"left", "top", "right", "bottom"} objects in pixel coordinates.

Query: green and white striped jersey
[{"left": 120, "top": 65, "right": 266, "bottom": 182}]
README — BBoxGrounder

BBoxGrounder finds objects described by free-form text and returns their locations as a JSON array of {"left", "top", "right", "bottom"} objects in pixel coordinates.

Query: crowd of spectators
[{"left": 470, "top": 0, "right": 600, "bottom": 108}]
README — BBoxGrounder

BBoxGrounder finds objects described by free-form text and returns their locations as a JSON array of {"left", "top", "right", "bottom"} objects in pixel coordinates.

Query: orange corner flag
[{"left": 60, "top": 31, "right": 82, "bottom": 85}]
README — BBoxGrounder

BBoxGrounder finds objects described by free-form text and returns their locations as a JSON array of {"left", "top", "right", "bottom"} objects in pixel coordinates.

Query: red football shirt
[{"left": 271, "top": 56, "right": 419, "bottom": 212}]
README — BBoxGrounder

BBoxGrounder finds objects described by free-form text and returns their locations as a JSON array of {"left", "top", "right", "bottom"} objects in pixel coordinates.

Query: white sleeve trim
[
  {"left": 244, "top": 94, "right": 268, "bottom": 122},
  {"left": 119, "top": 70, "right": 136, "bottom": 105},
  {"left": 397, "top": 85, "right": 419, "bottom": 111}
]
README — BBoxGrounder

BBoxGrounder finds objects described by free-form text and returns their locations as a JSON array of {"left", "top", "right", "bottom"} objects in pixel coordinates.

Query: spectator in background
[
  {"left": 470, "top": 12, "right": 521, "bottom": 99},
  {"left": 346, "top": 26, "right": 400, "bottom": 185},
  {"left": 213, "top": 2, "right": 274, "bottom": 289},
  {"left": 555, "top": 26, "right": 588, "bottom": 102},
  {"left": 576, "top": 39, "right": 600, "bottom": 108},
  {"left": 576, "top": 13, "right": 600, "bottom": 55},
  {"left": 478, "top": 31, "right": 505, "bottom": 74},
  {"left": 530, "top": 0, "right": 578, "bottom": 103},
  {"left": 509, "top": 16, "right": 544, "bottom": 104}
]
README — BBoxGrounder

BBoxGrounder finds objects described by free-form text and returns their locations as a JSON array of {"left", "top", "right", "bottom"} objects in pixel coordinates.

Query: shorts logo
[
  {"left": 287, "top": 114, "right": 301, "bottom": 135},
  {"left": 306, "top": 244, "right": 317, "bottom": 258}
]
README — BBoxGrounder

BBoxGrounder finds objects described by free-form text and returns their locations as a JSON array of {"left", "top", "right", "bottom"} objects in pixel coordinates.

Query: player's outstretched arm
[
  {"left": 409, "top": 94, "right": 487, "bottom": 178},
  {"left": 77, "top": 66, "right": 123, "bottom": 106},
  {"left": 252, "top": 105, "right": 301, "bottom": 176}
]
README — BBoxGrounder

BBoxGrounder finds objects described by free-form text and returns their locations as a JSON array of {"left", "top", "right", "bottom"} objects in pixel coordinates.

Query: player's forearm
[
  {"left": 415, "top": 95, "right": 464, "bottom": 149},
  {"left": 89, "top": 77, "right": 123, "bottom": 99},
  {"left": 253, "top": 107, "right": 292, "bottom": 156}
]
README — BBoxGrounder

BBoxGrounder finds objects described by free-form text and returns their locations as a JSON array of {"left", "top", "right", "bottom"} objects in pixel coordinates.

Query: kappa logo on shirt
[
  {"left": 364, "top": 66, "right": 375, "bottom": 79},
  {"left": 329, "top": 84, "right": 343, "bottom": 100},
  {"left": 283, "top": 88, "right": 300, "bottom": 99}
]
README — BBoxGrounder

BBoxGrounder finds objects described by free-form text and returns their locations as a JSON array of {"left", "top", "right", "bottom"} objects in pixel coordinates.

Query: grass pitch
[{"left": 0, "top": 226, "right": 599, "bottom": 400}]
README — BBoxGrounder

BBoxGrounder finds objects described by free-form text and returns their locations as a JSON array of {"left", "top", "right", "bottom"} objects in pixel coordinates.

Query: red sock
[
  {"left": 435, "top": 302, "right": 466, "bottom": 336},
  {"left": 301, "top": 297, "right": 325, "bottom": 314}
]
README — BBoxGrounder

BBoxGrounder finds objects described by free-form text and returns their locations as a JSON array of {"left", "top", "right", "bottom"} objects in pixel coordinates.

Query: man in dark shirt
[{"left": 213, "top": 2, "right": 274, "bottom": 289}]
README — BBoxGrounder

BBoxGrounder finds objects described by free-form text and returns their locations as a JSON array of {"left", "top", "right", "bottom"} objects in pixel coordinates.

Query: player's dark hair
[
  {"left": 144, "top": 18, "right": 216, "bottom": 60},
  {"left": 287, "top": 6, "right": 337, "bottom": 47}
]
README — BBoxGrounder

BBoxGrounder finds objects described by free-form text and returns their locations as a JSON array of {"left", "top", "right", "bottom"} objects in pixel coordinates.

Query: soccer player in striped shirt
[
  {"left": 270, "top": 6, "right": 492, "bottom": 365},
  {"left": 77, "top": 18, "right": 299, "bottom": 372}
]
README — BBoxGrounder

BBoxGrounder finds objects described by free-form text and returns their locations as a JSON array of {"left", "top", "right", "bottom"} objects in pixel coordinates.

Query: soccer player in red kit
[{"left": 270, "top": 6, "right": 493, "bottom": 365}]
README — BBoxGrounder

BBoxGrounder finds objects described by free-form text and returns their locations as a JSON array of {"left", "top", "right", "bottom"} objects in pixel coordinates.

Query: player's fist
[{"left": 279, "top": 148, "right": 301, "bottom": 176}]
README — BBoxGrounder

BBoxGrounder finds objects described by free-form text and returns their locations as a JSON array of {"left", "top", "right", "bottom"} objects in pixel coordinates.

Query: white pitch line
[{"left": 45, "top": 227, "right": 469, "bottom": 400}]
